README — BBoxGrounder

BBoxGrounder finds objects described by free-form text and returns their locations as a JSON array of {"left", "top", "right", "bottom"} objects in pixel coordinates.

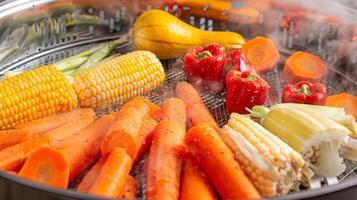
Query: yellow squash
[{"left": 132, "top": 9, "right": 246, "bottom": 59}]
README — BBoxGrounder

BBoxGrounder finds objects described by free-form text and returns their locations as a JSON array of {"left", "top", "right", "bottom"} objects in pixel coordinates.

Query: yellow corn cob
[
  {"left": 72, "top": 50, "right": 165, "bottom": 109},
  {"left": 0, "top": 66, "right": 77, "bottom": 130},
  {"left": 221, "top": 113, "right": 312, "bottom": 197}
]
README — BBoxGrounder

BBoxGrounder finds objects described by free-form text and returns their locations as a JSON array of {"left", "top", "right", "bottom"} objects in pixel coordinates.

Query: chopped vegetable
[
  {"left": 180, "top": 158, "right": 217, "bottom": 200},
  {"left": 185, "top": 123, "right": 260, "bottom": 199},
  {"left": 229, "top": 49, "right": 257, "bottom": 73},
  {"left": 241, "top": 36, "right": 280, "bottom": 72},
  {"left": 183, "top": 43, "right": 227, "bottom": 92},
  {"left": 133, "top": 96, "right": 162, "bottom": 121},
  {"left": 89, "top": 147, "right": 132, "bottom": 197},
  {"left": 119, "top": 175, "right": 138, "bottom": 198},
  {"left": 281, "top": 81, "right": 327, "bottom": 105},
  {"left": 0, "top": 130, "right": 31, "bottom": 150},
  {"left": 221, "top": 113, "right": 312, "bottom": 196},
  {"left": 77, "top": 158, "right": 105, "bottom": 193},
  {"left": 18, "top": 146, "right": 70, "bottom": 188},
  {"left": 53, "top": 115, "right": 115, "bottom": 181},
  {"left": 134, "top": 117, "right": 157, "bottom": 163},
  {"left": 326, "top": 93, "right": 357, "bottom": 120},
  {"left": 101, "top": 98, "right": 150, "bottom": 160},
  {"left": 255, "top": 106, "right": 350, "bottom": 177},
  {"left": 283, "top": 51, "right": 327, "bottom": 83},
  {"left": 225, "top": 70, "right": 269, "bottom": 114},
  {"left": 15, "top": 108, "right": 94, "bottom": 135},
  {"left": 146, "top": 98, "right": 186, "bottom": 200},
  {"left": 72, "top": 50, "right": 165, "bottom": 109},
  {"left": 0, "top": 66, "right": 77, "bottom": 130},
  {"left": 175, "top": 82, "right": 218, "bottom": 129}
]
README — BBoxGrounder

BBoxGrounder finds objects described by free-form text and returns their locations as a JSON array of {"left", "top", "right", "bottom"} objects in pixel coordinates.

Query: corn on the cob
[
  {"left": 0, "top": 66, "right": 77, "bottom": 130},
  {"left": 221, "top": 113, "right": 312, "bottom": 197},
  {"left": 260, "top": 107, "right": 350, "bottom": 177},
  {"left": 72, "top": 50, "right": 165, "bottom": 109}
]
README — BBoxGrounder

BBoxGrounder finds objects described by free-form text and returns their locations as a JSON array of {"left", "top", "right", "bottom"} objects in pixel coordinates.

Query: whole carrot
[
  {"left": 89, "top": 147, "right": 132, "bottom": 197},
  {"left": 15, "top": 109, "right": 94, "bottom": 135},
  {"left": 161, "top": 98, "right": 187, "bottom": 130},
  {"left": 101, "top": 98, "right": 150, "bottom": 159},
  {"left": 18, "top": 146, "right": 70, "bottom": 188},
  {"left": 185, "top": 123, "right": 261, "bottom": 199},
  {"left": 54, "top": 115, "right": 116, "bottom": 181},
  {"left": 119, "top": 175, "right": 138, "bottom": 199},
  {"left": 180, "top": 158, "right": 217, "bottom": 200},
  {"left": 77, "top": 158, "right": 106, "bottom": 193},
  {"left": 0, "top": 130, "right": 31, "bottom": 150},
  {"left": 175, "top": 82, "right": 218, "bottom": 129}
]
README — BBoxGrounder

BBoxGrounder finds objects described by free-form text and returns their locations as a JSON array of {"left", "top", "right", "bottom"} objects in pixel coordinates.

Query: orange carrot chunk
[
  {"left": 18, "top": 146, "right": 70, "bottom": 189},
  {"left": 162, "top": 98, "right": 187, "bottom": 130},
  {"left": 0, "top": 130, "right": 31, "bottom": 150},
  {"left": 77, "top": 158, "right": 106, "bottom": 193},
  {"left": 134, "top": 96, "right": 162, "bottom": 121},
  {"left": 185, "top": 123, "right": 261, "bottom": 199},
  {"left": 242, "top": 36, "right": 280, "bottom": 72},
  {"left": 146, "top": 120, "right": 186, "bottom": 200},
  {"left": 180, "top": 158, "right": 217, "bottom": 200},
  {"left": 54, "top": 115, "right": 116, "bottom": 181},
  {"left": 175, "top": 82, "right": 218, "bottom": 129},
  {"left": 326, "top": 93, "right": 357, "bottom": 120},
  {"left": 101, "top": 98, "right": 150, "bottom": 160},
  {"left": 89, "top": 147, "right": 132, "bottom": 197},
  {"left": 119, "top": 175, "right": 138, "bottom": 199},
  {"left": 283, "top": 51, "right": 327, "bottom": 83},
  {"left": 135, "top": 117, "right": 158, "bottom": 163}
]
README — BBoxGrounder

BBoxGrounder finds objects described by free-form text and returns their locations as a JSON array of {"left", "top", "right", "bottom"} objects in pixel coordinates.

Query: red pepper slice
[
  {"left": 281, "top": 81, "right": 327, "bottom": 105},
  {"left": 225, "top": 70, "right": 270, "bottom": 114}
]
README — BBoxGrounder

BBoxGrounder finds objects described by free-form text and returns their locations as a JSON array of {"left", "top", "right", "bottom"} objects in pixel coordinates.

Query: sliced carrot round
[
  {"left": 326, "top": 93, "right": 357, "bottom": 120},
  {"left": 18, "top": 146, "right": 70, "bottom": 189},
  {"left": 283, "top": 51, "right": 327, "bottom": 83},
  {"left": 242, "top": 36, "right": 280, "bottom": 72}
]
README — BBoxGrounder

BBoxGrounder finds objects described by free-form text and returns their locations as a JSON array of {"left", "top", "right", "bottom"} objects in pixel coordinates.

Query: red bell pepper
[
  {"left": 225, "top": 70, "right": 269, "bottom": 114},
  {"left": 281, "top": 81, "right": 327, "bottom": 105},
  {"left": 229, "top": 49, "right": 257, "bottom": 73},
  {"left": 183, "top": 43, "right": 228, "bottom": 82}
]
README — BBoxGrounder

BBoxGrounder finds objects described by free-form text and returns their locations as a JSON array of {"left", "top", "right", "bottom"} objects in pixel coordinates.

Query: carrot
[
  {"left": 326, "top": 93, "right": 357, "bottom": 120},
  {"left": 134, "top": 96, "right": 162, "bottom": 121},
  {"left": 119, "top": 175, "right": 138, "bottom": 199},
  {"left": 54, "top": 115, "right": 116, "bottom": 181},
  {"left": 242, "top": 36, "right": 280, "bottom": 72},
  {"left": 0, "top": 110, "right": 95, "bottom": 172},
  {"left": 16, "top": 108, "right": 95, "bottom": 135},
  {"left": 18, "top": 146, "right": 70, "bottom": 188},
  {"left": 162, "top": 98, "right": 187, "bottom": 130},
  {"left": 0, "top": 135, "right": 50, "bottom": 171},
  {"left": 0, "top": 130, "right": 31, "bottom": 150},
  {"left": 135, "top": 117, "right": 158, "bottom": 163},
  {"left": 101, "top": 98, "right": 150, "bottom": 159},
  {"left": 77, "top": 158, "right": 106, "bottom": 193},
  {"left": 282, "top": 51, "right": 327, "bottom": 83},
  {"left": 89, "top": 147, "right": 132, "bottom": 197},
  {"left": 180, "top": 158, "right": 217, "bottom": 200},
  {"left": 185, "top": 123, "right": 261, "bottom": 199},
  {"left": 146, "top": 120, "right": 186, "bottom": 200},
  {"left": 175, "top": 82, "right": 218, "bottom": 129}
]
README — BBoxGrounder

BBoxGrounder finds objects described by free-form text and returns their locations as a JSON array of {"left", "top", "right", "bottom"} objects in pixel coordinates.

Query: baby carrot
[
  {"left": 101, "top": 98, "right": 150, "bottom": 159},
  {"left": 54, "top": 115, "right": 116, "bottom": 181},
  {"left": 89, "top": 147, "right": 132, "bottom": 197},
  {"left": 77, "top": 158, "right": 106, "bottom": 193},
  {"left": 180, "top": 158, "right": 217, "bottom": 200},
  {"left": 242, "top": 36, "right": 280, "bottom": 72},
  {"left": 119, "top": 175, "right": 138, "bottom": 199},
  {"left": 135, "top": 117, "right": 158, "bottom": 163},
  {"left": 185, "top": 123, "right": 260, "bottom": 199},
  {"left": 18, "top": 146, "right": 70, "bottom": 189},
  {"left": 16, "top": 108, "right": 95, "bottom": 135},
  {"left": 0, "top": 130, "right": 31, "bottom": 150},
  {"left": 134, "top": 96, "right": 162, "bottom": 121},
  {"left": 175, "top": 82, "right": 218, "bottom": 129},
  {"left": 146, "top": 120, "right": 186, "bottom": 200}
]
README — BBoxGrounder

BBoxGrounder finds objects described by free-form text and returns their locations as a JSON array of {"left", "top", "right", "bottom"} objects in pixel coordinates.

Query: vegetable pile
[{"left": 1, "top": 8, "right": 357, "bottom": 200}]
